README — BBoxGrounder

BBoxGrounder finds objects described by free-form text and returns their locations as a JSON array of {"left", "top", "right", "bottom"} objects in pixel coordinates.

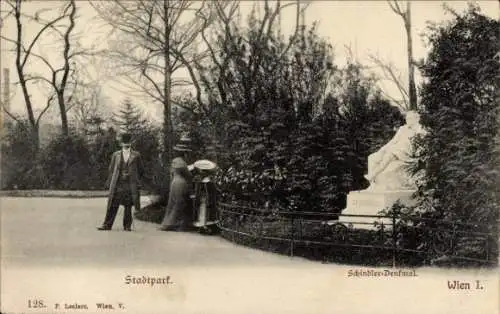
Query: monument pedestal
[{"left": 337, "top": 190, "right": 416, "bottom": 230}]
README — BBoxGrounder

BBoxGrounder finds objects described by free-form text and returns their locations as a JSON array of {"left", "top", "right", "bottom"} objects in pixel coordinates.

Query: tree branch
[
  {"left": 388, "top": 0, "right": 405, "bottom": 17},
  {"left": 35, "top": 94, "right": 55, "bottom": 127},
  {"left": 170, "top": 46, "right": 206, "bottom": 114},
  {"left": 21, "top": 6, "right": 71, "bottom": 69},
  {"left": 368, "top": 53, "right": 410, "bottom": 107},
  {"left": 0, "top": 34, "right": 21, "bottom": 47},
  {"left": 1, "top": 102, "right": 22, "bottom": 125},
  {"left": 29, "top": 51, "right": 57, "bottom": 73}
]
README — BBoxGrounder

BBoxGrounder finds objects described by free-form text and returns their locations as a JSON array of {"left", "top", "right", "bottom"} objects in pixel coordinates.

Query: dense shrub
[
  {"left": 86, "top": 127, "right": 120, "bottom": 189},
  {"left": 416, "top": 5, "right": 499, "bottom": 230},
  {"left": 1, "top": 119, "right": 160, "bottom": 192},
  {"left": 1, "top": 120, "right": 40, "bottom": 189},
  {"left": 395, "top": 5, "right": 500, "bottom": 265},
  {"left": 39, "top": 133, "right": 92, "bottom": 189},
  {"left": 196, "top": 12, "right": 403, "bottom": 213}
]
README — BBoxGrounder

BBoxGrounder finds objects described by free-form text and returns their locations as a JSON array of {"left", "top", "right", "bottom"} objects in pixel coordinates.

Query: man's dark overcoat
[{"left": 106, "top": 150, "right": 145, "bottom": 212}]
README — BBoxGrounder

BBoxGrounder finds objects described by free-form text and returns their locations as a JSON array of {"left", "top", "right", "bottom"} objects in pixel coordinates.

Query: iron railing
[{"left": 217, "top": 202, "right": 497, "bottom": 267}]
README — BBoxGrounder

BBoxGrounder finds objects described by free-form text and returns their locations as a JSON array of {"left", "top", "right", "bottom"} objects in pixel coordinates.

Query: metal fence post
[
  {"left": 392, "top": 211, "right": 397, "bottom": 268},
  {"left": 259, "top": 216, "right": 263, "bottom": 242},
  {"left": 232, "top": 210, "right": 236, "bottom": 243},
  {"left": 290, "top": 216, "right": 295, "bottom": 257},
  {"left": 485, "top": 237, "right": 489, "bottom": 262}
]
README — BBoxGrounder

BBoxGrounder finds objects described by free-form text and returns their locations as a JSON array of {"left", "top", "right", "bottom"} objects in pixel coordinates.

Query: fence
[{"left": 217, "top": 202, "right": 497, "bottom": 267}]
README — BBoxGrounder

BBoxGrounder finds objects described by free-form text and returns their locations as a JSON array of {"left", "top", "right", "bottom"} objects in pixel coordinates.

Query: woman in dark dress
[{"left": 158, "top": 157, "right": 193, "bottom": 231}]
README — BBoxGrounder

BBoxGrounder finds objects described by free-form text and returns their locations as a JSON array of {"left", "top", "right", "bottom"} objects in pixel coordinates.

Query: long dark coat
[
  {"left": 160, "top": 173, "right": 192, "bottom": 229},
  {"left": 106, "top": 150, "right": 145, "bottom": 212}
]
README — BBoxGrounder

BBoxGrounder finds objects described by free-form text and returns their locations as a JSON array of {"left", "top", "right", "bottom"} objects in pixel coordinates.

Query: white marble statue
[{"left": 364, "top": 111, "right": 425, "bottom": 191}]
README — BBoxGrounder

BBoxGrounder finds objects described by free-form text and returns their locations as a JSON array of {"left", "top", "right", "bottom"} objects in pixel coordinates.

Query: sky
[{"left": 1, "top": 0, "right": 498, "bottom": 125}]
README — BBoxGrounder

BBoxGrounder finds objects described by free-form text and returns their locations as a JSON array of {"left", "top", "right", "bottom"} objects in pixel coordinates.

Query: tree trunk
[
  {"left": 15, "top": 4, "right": 38, "bottom": 150},
  {"left": 406, "top": 2, "right": 417, "bottom": 110},
  {"left": 58, "top": 0, "right": 76, "bottom": 136},
  {"left": 163, "top": 0, "right": 172, "bottom": 174},
  {"left": 58, "top": 92, "right": 69, "bottom": 136},
  {"left": 31, "top": 125, "right": 40, "bottom": 155}
]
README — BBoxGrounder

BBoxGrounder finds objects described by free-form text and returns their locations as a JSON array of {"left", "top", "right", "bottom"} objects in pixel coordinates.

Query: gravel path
[
  {"left": 0, "top": 197, "right": 312, "bottom": 268},
  {"left": 1, "top": 197, "right": 497, "bottom": 314}
]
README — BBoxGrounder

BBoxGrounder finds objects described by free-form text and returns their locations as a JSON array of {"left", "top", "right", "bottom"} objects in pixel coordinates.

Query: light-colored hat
[
  {"left": 171, "top": 157, "right": 188, "bottom": 169},
  {"left": 194, "top": 159, "right": 217, "bottom": 171}
]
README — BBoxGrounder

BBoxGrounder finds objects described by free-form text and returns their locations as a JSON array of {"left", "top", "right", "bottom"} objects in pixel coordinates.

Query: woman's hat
[
  {"left": 173, "top": 144, "right": 192, "bottom": 152},
  {"left": 171, "top": 157, "right": 188, "bottom": 169},
  {"left": 194, "top": 159, "right": 217, "bottom": 171},
  {"left": 174, "top": 133, "right": 192, "bottom": 152}
]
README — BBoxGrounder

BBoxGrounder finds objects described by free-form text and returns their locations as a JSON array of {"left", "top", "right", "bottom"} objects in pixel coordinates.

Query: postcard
[{"left": 1, "top": 1, "right": 498, "bottom": 313}]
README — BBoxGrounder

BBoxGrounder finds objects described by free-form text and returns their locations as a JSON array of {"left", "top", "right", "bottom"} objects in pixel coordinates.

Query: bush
[
  {"left": 417, "top": 7, "right": 499, "bottom": 224},
  {"left": 39, "top": 133, "right": 92, "bottom": 190},
  {"left": 200, "top": 15, "right": 403, "bottom": 213},
  {"left": 404, "top": 5, "right": 499, "bottom": 265},
  {"left": 0, "top": 119, "right": 162, "bottom": 193},
  {"left": 86, "top": 127, "right": 120, "bottom": 189},
  {"left": 1, "top": 120, "right": 42, "bottom": 189}
]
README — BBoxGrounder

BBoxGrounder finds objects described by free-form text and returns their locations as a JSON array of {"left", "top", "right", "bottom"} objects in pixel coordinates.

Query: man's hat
[{"left": 120, "top": 133, "right": 132, "bottom": 144}]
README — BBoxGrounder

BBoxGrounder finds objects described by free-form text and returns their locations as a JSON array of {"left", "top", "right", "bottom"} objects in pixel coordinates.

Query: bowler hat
[{"left": 120, "top": 133, "right": 132, "bottom": 144}]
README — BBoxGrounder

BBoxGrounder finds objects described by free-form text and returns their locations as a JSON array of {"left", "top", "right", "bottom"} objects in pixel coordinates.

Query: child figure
[{"left": 192, "top": 160, "right": 219, "bottom": 235}]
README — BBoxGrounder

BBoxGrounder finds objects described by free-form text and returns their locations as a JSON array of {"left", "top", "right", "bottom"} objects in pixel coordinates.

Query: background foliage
[
  {"left": 202, "top": 15, "right": 404, "bottom": 213},
  {"left": 414, "top": 5, "right": 499, "bottom": 230},
  {"left": 390, "top": 5, "right": 499, "bottom": 264},
  {"left": 1, "top": 99, "right": 160, "bottom": 191}
]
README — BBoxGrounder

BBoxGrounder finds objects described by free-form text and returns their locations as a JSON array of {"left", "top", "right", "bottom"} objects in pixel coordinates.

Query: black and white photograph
[{"left": 0, "top": 1, "right": 498, "bottom": 313}]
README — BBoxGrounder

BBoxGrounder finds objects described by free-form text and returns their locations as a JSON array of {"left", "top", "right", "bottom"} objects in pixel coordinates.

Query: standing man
[{"left": 98, "top": 133, "right": 145, "bottom": 231}]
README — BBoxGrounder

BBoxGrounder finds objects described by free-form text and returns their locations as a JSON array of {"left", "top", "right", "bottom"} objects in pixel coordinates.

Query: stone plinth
[{"left": 337, "top": 190, "right": 417, "bottom": 230}]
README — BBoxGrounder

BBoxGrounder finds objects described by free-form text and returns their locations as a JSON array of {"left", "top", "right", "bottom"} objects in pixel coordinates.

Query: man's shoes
[
  {"left": 124, "top": 227, "right": 132, "bottom": 231},
  {"left": 97, "top": 226, "right": 111, "bottom": 231}
]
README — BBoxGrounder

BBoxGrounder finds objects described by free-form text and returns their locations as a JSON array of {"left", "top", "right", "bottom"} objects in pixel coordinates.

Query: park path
[
  {"left": 0, "top": 197, "right": 497, "bottom": 314},
  {"left": 0, "top": 196, "right": 313, "bottom": 268}
]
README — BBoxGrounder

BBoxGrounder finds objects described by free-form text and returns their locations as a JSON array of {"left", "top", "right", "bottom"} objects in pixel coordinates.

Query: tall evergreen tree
[
  {"left": 112, "top": 98, "right": 149, "bottom": 136},
  {"left": 113, "top": 98, "right": 160, "bottom": 193},
  {"left": 416, "top": 5, "right": 499, "bottom": 231}
]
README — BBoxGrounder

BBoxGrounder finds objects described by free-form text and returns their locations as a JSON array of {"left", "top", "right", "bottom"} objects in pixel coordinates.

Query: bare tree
[
  {"left": 182, "top": 0, "right": 310, "bottom": 158},
  {"left": 1, "top": 0, "right": 95, "bottom": 142},
  {"left": 68, "top": 82, "right": 109, "bottom": 132},
  {"left": 1, "top": 1, "right": 66, "bottom": 146},
  {"left": 368, "top": 53, "right": 410, "bottom": 111},
  {"left": 387, "top": 0, "right": 417, "bottom": 110},
  {"left": 193, "top": 0, "right": 308, "bottom": 115},
  {"left": 91, "top": 0, "right": 218, "bottom": 165},
  {"left": 0, "top": 68, "right": 22, "bottom": 125}
]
